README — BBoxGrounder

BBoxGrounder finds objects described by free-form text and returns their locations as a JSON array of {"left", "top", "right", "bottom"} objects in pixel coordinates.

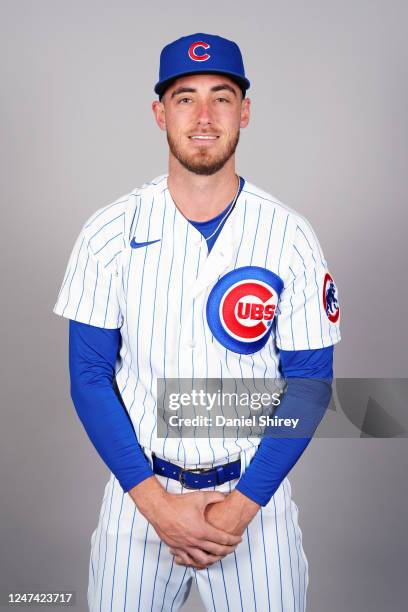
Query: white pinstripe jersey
[{"left": 54, "top": 174, "right": 341, "bottom": 466}]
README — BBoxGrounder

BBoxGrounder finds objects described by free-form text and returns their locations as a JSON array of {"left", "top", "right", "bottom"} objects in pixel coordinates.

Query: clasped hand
[
  {"left": 130, "top": 477, "right": 260, "bottom": 571},
  {"left": 150, "top": 490, "right": 241, "bottom": 570}
]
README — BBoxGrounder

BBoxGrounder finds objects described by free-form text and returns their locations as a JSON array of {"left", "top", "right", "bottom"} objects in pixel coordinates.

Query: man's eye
[
  {"left": 216, "top": 97, "right": 230, "bottom": 103},
  {"left": 178, "top": 97, "right": 192, "bottom": 104}
]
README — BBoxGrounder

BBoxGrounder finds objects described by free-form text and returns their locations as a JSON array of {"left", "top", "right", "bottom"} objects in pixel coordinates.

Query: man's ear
[
  {"left": 240, "top": 97, "right": 251, "bottom": 129},
  {"left": 152, "top": 100, "right": 166, "bottom": 131}
]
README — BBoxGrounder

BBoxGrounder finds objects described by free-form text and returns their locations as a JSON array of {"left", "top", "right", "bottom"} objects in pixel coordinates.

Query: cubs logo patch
[
  {"left": 188, "top": 41, "right": 211, "bottom": 62},
  {"left": 206, "top": 267, "right": 284, "bottom": 354},
  {"left": 323, "top": 272, "right": 340, "bottom": 323}
]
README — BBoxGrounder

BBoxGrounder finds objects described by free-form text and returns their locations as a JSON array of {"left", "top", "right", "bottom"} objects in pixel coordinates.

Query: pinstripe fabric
[
  {"left": 55, "top": 174, "right": 338, "bottom": 611},
  {"left": 86, "top": 448, "right": 308, "bottom": 612},
  {"left": 54, "top": 174, "right": 340, "bottom": 465}
]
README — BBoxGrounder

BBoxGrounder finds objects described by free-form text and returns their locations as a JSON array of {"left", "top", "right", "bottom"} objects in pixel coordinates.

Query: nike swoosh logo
[{"left": 130, "top": 238, "right": 161, "bottom": 249}]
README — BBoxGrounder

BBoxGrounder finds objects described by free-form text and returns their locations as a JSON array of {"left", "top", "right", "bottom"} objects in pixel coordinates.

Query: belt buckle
[{"left": 178, "top": 466, "right": 214, "bottom": 489}]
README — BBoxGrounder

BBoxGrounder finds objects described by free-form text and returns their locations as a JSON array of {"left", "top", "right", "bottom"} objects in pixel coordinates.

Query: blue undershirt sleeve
[
  {"left": 235, "top": 346, "right": 334, "bottom": 506},
  {"left": 68, "top": 319, "right": 154, "bottom": 492}
]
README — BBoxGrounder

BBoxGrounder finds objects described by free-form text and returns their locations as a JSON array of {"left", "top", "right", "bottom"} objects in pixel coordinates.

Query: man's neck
[{"left": 167, "top": 157, "right": 239, "bottom": 222}]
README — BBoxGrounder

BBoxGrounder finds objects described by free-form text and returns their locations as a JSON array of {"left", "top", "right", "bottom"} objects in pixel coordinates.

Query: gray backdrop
[{"left": 1, "top": 0, "right": 407, "bottom": 610}]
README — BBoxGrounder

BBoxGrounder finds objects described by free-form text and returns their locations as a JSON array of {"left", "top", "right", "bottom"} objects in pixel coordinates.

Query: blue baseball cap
[{"left": 154, "top": 33, "right": 250, "bottom": 98}]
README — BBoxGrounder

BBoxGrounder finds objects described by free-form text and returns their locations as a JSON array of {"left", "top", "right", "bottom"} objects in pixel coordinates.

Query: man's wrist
[
  {"left": 235, "top": 480, "right": 269, "bottom": 507},
  {"left": 128, "top": 475, "right": 168, "bottom": 520},
  {"left": 229, "top": 488, "right": 260, "bottom": 510},
  {"left": 226, "top": 489, "right": 260, "bottom": 525}
]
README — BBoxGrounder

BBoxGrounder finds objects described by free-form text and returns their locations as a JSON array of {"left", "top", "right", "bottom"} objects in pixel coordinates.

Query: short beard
[{"left": 167, "top": 131, "right": 240, "bottom": 176}]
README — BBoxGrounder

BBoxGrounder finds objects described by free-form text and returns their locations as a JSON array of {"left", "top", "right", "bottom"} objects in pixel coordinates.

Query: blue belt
[{"left": 152, "top": 454, "right": 241, "bottom": 489}]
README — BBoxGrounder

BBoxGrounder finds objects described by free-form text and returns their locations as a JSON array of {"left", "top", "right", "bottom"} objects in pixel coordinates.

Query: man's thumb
[{"left": 202, "top": 491, "right": 226, "bottom": 507}]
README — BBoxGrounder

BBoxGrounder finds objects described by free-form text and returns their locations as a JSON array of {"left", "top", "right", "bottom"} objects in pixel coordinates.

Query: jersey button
[{"left": 187, "top": 340, "right": 197, "bottom": 349}]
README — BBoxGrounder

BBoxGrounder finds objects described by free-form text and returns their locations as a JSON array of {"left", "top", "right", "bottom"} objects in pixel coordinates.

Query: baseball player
[{"left": 54, "top": 33, "right": 341, "bottom": 611}]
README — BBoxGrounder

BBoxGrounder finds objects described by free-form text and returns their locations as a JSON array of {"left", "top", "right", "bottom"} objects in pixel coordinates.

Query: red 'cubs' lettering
[
  {"left": 236, "top": 301, "right": 276, "bottom": 321},
  {"left": 264, "top": 304, "right": 276, "bottom": 320},
  {"left": 250, "top": 304, "right": 263, "bottom": 320},
  {"left": 222, "top": 282, "right": 277, "bottom": 340},
  {"left": 237, "top": 302, "right": 250, "bottom": 319}
]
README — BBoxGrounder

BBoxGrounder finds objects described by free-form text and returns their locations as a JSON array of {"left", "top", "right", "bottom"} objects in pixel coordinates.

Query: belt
[{"left": 152, "top": 453, "right": 241, "bottom": 489}]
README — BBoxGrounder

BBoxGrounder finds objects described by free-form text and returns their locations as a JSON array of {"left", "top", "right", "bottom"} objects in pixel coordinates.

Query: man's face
[{"left": 152, "top": 74, "right": 250, "bottom": 175}]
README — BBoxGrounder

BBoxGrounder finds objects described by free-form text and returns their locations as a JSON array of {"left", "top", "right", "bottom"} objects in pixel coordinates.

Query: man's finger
[
  {"left": 174, "top": 553, "right": 192, "bottom": 566},
  {"left": 171, "top": 545, "right": 222, "bottom": 568},
  {"left": 186, "top": 547, "right": 221, "bottom": 567},
  {"left": 195, "top": 540, "right": 237, "bottom": 557},
  {"left": 202, "top": 524, "right": 242, "bottom": 546},
  {"left": 170, "top": 542, "right": 234, "bottom": 560}
]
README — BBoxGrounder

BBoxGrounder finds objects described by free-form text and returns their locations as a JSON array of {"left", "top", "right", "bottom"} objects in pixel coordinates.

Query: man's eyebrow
[
  {"left": 170, "top": 83, "right": 238, "bottom": 99},
  {"left": 171, "top": 87, "right": 196, "bottom": 98},
  {"left": 210, "top": 84, "right": 237, "bottom": 96}
]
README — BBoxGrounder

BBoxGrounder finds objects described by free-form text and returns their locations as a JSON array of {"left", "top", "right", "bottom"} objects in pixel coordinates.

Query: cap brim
[{"left": 154, "top": 69, "right": 250, "bottom": 97}]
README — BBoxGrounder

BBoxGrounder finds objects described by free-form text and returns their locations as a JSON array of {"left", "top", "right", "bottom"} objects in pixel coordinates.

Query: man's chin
[
  {"left": 177, "top": 153, "right": 230, "bottom": 176},
  {"left": 168, "top": 131, "right": 240, "bottom": 176},
  {"left": 186, "top": 163, "right": 225, "bottom": 176}
]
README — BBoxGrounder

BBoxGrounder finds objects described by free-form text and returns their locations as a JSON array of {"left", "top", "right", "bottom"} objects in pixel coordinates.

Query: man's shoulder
[
  {"left": 77, "top": 175, "right": 166, "bottom": 268},
  {"left": 242, "top": 179, "right": 317, "bottom": 234},
  {"left": 84, "top": 175, "right": 166, "bottom": 231},
  {"left": 242, "top": 179, "right": 303, "bottom": 219}
]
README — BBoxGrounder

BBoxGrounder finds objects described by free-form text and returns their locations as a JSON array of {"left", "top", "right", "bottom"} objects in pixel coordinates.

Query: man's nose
[{"left": 196, "top": 101, "right": 212, "bottom": 125}]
